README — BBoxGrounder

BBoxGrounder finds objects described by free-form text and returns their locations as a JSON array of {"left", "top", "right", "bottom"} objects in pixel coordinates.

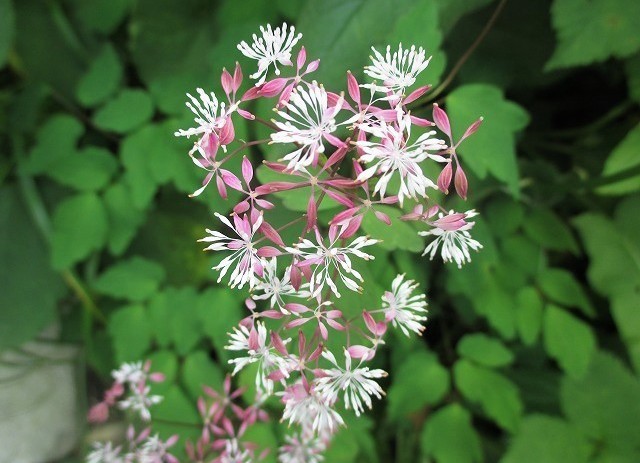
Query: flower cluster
[
  {"left": 87, "top": 22, "right": 484, "bottom": 463},
  {"left": 174, "top": 22, "right": 483, "bottom": 452}
]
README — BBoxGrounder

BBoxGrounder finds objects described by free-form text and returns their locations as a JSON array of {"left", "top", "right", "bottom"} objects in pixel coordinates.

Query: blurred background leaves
[{"left": 0, "top": 0, "right": 639, "bottom": 462}]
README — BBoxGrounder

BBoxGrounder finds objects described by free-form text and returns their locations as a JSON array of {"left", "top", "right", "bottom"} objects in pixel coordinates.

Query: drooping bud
[
  {"left": 454, "top": 165, "right": 468, "bottom": 200},
  {"left": 437, "top": 162, "right": 453, "bottom": 194}
]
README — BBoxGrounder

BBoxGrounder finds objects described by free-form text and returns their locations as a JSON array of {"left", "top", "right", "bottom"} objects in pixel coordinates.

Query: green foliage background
[{"left": 1, "top": 0, "right": 640, "bottom": 461}]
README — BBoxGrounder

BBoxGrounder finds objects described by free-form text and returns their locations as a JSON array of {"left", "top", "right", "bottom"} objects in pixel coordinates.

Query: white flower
[
  {"left": 252, "top": 258, "right": 310, "bottom": 311},
  {"left": 364, "top": 44, "right": 431, "bottom": 96},
  {"left": 226, "top": 321, "right": 290, "bottom": 395},
  {"left": 137, "top": 435, "right": 178, "bottom": 463},
  {"left": 285, "top": 232, "right": 378, "bottom": 298},
  {"left": 112, "top": 361, "right": 145, "bottom": 385},
  {"left": 382, "top": 274, "right": 428, "bottom": 336},
  {"left": 282, "top": 382, "right": 344, "bottom": 435},
  {"left": 199, "top": 213, "right": 264, "bottom": 290},
  {"left": 271, "top": 82, "right": 343, "bottom": 171},
  {"left": 87, "top": 442, "right": 123, "bottom": 463},
  {"left": 238, "top": 23, "right": 302, "bottom": 85},
  {"left": 118, "top": 385, "right": 163, "bottom": 421},
  {"left": 219, "top": 438, "right": 253, "bottom": 463},
  {"left": 419, "top": 210, "right": 483, "bottom": 267},
  {"left": 278, "top": 432, "right": 326, "bottom": 463},
  {"left": 356, "top": 118, "right": 447, "bottom": 205},
  {"left": 174, "top": 88, "right": 227, "bottom": 140},
  {"left": 315, "top": 350, "right": 387, "bottom": 417}
]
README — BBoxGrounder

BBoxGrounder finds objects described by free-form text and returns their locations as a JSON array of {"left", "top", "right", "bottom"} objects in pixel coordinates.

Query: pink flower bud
[
  {"left": 259, "top": 221, "right": 284, "bottom": 246},
  {"left": 455, "top": 165, "right": 468, "bottom": 200},
  {"left": 221, "top": 68, "right": 233, "bottom": 96},
  {"left": 87, "top": 402, "right": 109, "bottom": 423},
  {"left": 433, "top": 103, "right": 452, "bottom": 140},
  {"left": 374, "top": 209, "right": 391, "bottom": 225},
  {"left": 346, "top": 71, "right": 360, "bottom": 104},
  {"left": 237, "top": 108, "right": 255, "bottom": 120},
  {"left": 404, "top": 85, "right": 431, "bottom": 104},
  {"left": 296, "top": 46, "right": 307, "bottom": 69},
  {"left": 306, "top": 196, "right": 317, "bottom": 231},
  {"left": 216, "top": 175, "right": 228, "bottom": 199},
  {"left": 460, "top": 116, "right": 483, "bottom": 143},
  {"left": 271, "top": 332, "right": 289, "bottom": 356},
  {"left": 241, "top": 156, "right": 253, "bottom": 184},
  {"left": 233, "top": 62, "right": 243, "bottom": 92},
  {"left": 241, "top": 86, "right": 262, "bottom": 101},
  {"left": 437, "top": 162, "right": 453, "bottom": 194},
  {"left": 305, "top": 59, "right": 320, "bottom": 74},
  {"left": 260, "top": 78, "right": 288, "bottom": 97},
  {"left": 220, "top": 169, "right": 243, "bottom": 191},
  {"left": 257, "top": 246, "right": 281, "bottom": 257},
  {"left": 219, "top": 118, "right": 235, "bottom": 145}
]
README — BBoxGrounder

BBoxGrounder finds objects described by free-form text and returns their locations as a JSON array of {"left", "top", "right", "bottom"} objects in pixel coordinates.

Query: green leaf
[
  {"left": 457, "top": 333, "right": 514, "bottom": 367},
  {"left": 387, "top": 350, "right": 450, "bottom": 420},
  {"left": 93, "top": 89, "right": 154, "bottom": 134},
  {"left": 561, "top": 352, "right": 640, "bottom": 453},
  {"left": 446, "top": 84, "right": 529, "bottom": 197},
  {"left": 547, "top": 0, "right": 640, "bottom": 69},
  {"left": 543, "top": 305, "right": 596, "bottom": 378},
  {"left": 197, "top": 287, "right": 244, "bottom": 361},
  {"left": 76, "top": 44, "right": 123, "bottom": 107},
  {"left": 454, "top": 359, "right": 522, "bottom": 431},
  {"left": 522, "top": 206, "right": 579, "bottom": 254},
  {"left": 361, "top": 205, "right": 423, "bottom": 252},
  {"left": 182, "top": 350, "right": 225, "bottom": 400},
  {"left": 102, "top": 182, "right": 146, "bottom": 255},
  {"left": 537, "top": 268, "right": 595, "bottom": 317},
  {"left": 168, "top": 287, "right": 203, "bottom": 355},
  {"left": 120, "top": 123, "right": 199, "bottom": 208},
  {"left": 420, "top": 404, "right": 483, "bottom": 463},
  {"left": 148, "top": 287, "right": 203, "bottom": 355},
  {"left": 297, "top": 0, "right": 414, "bottom": 89},
  {"left": 153, "top": 385, "right": 200, "bottom": 439},
  {"left": 24, "top": 114, "right": 84, "bottom": 174},
  {"left": 0, "top": 0, "right": 15, "bottom": 68},
  {"left": 573, "top": 212, "right": 640, "bottom": 296},
  {"left": 147, "top": 349, "right": 178, "bottom": 394},
  {"left": 610, "top": 289, "right": 640, "bottom": 374},
  {"left": 475, "top": 279, "right": 517, "bottom": 340},
  {"left": 129, "top": 0, "right": 222, "bottom": 115},
  {"left": 51, "top": 193, "right": 108, "bottom": 269},
  {"left": 108, "top": 304, "right": 152, "bottom": 363},
  {"left": 574, "top": 208, "right": 640, "bottom": 372},
  {"left": 120, "top": 128, "right": 161, "bottom": 209},
  {"left": 68, "top": 0, "right": 131, "bottom": 35},
  {"left": 48, "top": 147, "right": 118, "bottom": 192},
  {"left": 485, "top": 196, "right": 524, "bottom": 236},
  {"left": 93, "top": 256, "right": 165, "bottom": 302},
  {"left": 242, "top": 422, "right": 280, "bottom": 463},
  {"left": 515, "top": 287, "right": 544, "bottom": 346},
  {"left": 501, "top": 415, "right": 591, "bottom": 463},
  {"left": 598, "top": 124, "right": 640, "bottom": 195},
  {"left": 626, "top": 54, "right": 640, "bottom": 104},
  {"left": 14, "top": 0, "right": 85, "bottom": 98},
  {"left": 0, "top": 185, "right": 65, "bottom": 350}
]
